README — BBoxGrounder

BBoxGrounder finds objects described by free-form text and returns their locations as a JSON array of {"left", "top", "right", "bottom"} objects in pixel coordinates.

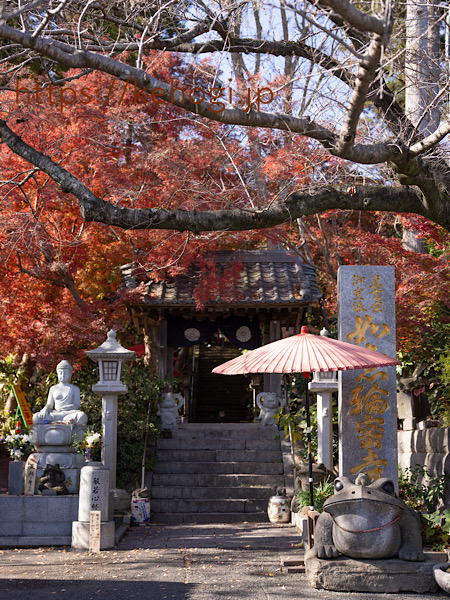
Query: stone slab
[
  {"left": 0, "top": 494, "right": 79, "bottom": 541},
  {"left": 0, "top": 535, "right": 72, "bottom": 547},
  {"left": 156, "top": 438, "right": 247, "bottom": 451},
  {"left": 23, "top": 520, "right": 73, "bottom": 536},
  {"left": 151, "top": 512, "right": 267, "bottom": 524},
  {"left": 150, "top": 485, "right": 273, "bottom": 500},
  {"left": 71, "top": 520, "right": 115, "bottom": 550},
  {"left": 215, "top": 450, "right": 281, "bottom": 463},
  {"left": 153, "top": 461, "right": 235, "bottom": 474},
  {"left": 291, "top": 512, "right": 308, "bottom": 541},
  {"left": 338, "top": 265, "right": 398, "bottom": 486},
  {"left": 305, "top": 553, "right": 444, "bottom": 593},
  {"left": 8, "top": 461, "right": 24, "bottom": 495}
]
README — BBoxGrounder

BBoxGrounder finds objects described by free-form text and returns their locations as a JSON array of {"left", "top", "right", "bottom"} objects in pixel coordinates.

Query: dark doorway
[{"left": 195, "top": 342, "right": 252, "bottom": 423}]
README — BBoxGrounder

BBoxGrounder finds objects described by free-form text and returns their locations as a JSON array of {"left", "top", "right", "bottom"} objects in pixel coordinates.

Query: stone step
[
  {"left": 153, "top": 461, "right": 284, "bottom": 475},
  {"left": 156, "top": 438, "right": 282, "bottom": 451},
  {"left": 171, "top": 424, "right": 280, "bottom": 440},
  {"left": 150, "top": 498, "right": 267, "bottom": 514},
  {"left": 151, "top": 512, "right": 268, "bottom": 524},
  {"left": 156, "top": 449, "right": 282, "bottom": 463},
  {"left": 152, "top": 473, "right": 285, "bottom": 487},
  {"left": 150, "top": 485, "right": 274, "bottom": 500}
]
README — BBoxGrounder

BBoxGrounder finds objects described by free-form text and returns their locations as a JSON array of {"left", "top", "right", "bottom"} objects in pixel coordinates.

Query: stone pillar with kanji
[{"left": 337, "top": 266, "right": 398, "bottom": 488}]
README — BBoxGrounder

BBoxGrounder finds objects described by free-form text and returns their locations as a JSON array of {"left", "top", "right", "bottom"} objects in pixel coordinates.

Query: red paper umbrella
[
  {"left": 212, "top": 326, "right": 400, "bottom": 375},
  {"left": 212, "top": 326, "right": 400, "bottom": 511}
]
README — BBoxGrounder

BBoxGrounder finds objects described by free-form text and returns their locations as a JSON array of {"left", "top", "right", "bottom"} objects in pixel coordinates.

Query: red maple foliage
[
  {"left": 1, "top": 52, "right": 447, "bottom": 371},
  {"left": 284, "top": 209, "right": 450, "bottom": 359},
  {"left": 0, "top": 54, "right": 272, "bottom": 368}
]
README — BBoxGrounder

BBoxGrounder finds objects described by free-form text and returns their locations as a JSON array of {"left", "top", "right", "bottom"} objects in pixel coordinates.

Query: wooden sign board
[
  {"left": 24, "top": 456, "right": 37, "bottom": 496},
  {"left": 89, "top": 510, "right": 101, "bottom": 553},
  {"left": 12, "top": 384, "right": 33, "bottom": 429}
]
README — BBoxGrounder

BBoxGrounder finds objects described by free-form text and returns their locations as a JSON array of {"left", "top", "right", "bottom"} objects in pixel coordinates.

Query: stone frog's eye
[
  {"left": 334, "top": 480, "right": 344, "bottom": 492},
  {"left": 382, "top": 480, "right": 395, "bottom": 494}
]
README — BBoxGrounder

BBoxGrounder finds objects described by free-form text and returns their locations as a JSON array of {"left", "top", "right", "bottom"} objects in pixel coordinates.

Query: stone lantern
[{"left": 86, "top": 330, "right": 135, "bottom": 489}]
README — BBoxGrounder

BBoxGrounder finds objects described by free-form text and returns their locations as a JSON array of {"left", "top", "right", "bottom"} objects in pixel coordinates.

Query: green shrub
[
  {"left": 75, "top": 358, "right": 163, "bottom": 489},
  {"left": 295, "top": 476, "right": 334, "bottom": 512},
  {"left": 399, "top": 464, "right": 450, "bottom": 550},
  {"left": 398, "top": 465, "right": 448, "bottom": 513}
]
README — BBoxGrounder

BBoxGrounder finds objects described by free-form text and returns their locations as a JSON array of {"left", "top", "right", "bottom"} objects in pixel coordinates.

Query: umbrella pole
[
  {"left": 303, "top": 372, "right": 314, "bottom": 509},
  {"left": 283, "top": 374, "right": 296, "bottom": 494}
]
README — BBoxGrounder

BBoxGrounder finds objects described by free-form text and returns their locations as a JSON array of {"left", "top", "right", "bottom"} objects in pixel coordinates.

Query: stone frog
[{"left": 310, "top": 473, "right": 424, "bottom": 561}]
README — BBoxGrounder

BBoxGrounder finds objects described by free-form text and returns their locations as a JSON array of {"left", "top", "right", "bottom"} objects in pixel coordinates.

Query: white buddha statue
[{"left": 33, "top": 360, "right": 88, "bottom": 425}]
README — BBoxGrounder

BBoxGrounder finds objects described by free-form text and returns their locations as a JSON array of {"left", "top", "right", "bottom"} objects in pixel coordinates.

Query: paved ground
[{"left": 0, "top": 523, "right": 448, "bottom": 600}]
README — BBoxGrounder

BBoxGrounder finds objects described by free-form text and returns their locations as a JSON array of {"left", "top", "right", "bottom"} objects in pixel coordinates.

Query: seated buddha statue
[{"left": 33, "top": 360, "right": 88, "bottom": 426}]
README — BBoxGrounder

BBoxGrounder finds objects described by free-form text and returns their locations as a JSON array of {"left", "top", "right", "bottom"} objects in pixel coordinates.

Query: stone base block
[
  {"left": 8, "top": 461, "right": 24, "bottom": 495},
  {"left": 305, "top": 552, "right": 447, "bottom": 593},
  {"left": 291, "top": 512, "right": 308, "bottom": 542},
  {"left": 114, "top": 488, "right": 131, "bottom": 512},
  {"left": 71, "top": 520, "right": 115, "bottom": 550},
  {"left": 0, "top": 494, "right": 79, "bottom": 546}
]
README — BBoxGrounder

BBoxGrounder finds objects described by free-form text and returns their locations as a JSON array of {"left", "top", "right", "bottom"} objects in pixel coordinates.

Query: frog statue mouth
[{"left": 323, "top": 474, "right": 404, "bottom": 534}]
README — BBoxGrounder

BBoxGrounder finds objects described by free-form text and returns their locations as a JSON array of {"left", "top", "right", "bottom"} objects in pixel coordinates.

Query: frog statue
[{"left": 310, "top": 473, "right": 425, "bottom": 561}]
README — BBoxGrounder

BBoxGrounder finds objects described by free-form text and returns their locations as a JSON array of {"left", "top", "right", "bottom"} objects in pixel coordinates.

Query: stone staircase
[{"left": 150, "top": 423, "right": 292, "bottom": 524}]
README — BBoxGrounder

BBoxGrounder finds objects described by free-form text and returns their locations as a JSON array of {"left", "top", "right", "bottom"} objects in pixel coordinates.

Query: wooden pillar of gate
[{"left": 264, "top": 319, "right": 281, "bottom": 396}]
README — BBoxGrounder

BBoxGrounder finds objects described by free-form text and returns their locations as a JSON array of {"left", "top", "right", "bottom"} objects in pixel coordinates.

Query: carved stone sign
[
  {"left": 24, "top": 456, "right": 37, "bottom": 496},
  {"left": 338, "top": 266, "right": 398, "bottom": 487}
]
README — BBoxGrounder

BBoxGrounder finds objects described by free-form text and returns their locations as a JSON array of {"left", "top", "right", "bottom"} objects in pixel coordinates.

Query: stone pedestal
[
  {"left": 72, "top": 462, "right": 115, "bottom": 550},
  {"left": 8, "top": 460, "right": 24, "bottom": 495},
  {"left": 28, "top": 423, "right": 86, "bottom": 493},
  {"left": 305, "top": 552, "right": 446, "bottom": 593},
  {"left": 72, "top": 520, "right": 115, "bottom": 550}
]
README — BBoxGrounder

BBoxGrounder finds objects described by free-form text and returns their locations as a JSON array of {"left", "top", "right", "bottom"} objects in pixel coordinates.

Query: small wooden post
[
  {"left": 89, "top": 510, "right": 101, "bottom": 553},
  {"left": 306, "top": 509, "right": 320, "bottom": 550}
]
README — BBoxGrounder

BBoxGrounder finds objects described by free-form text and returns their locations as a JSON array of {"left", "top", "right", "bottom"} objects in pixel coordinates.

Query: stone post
[
  {"left": 72, "top": 462, "right": 115, "bottom": 550},
  {"left": 338, "top": 266, "right": 398, "bottom": 487},
  {"left": 308, "top": 328, "right": 339, "bottom": 472},
  {"left": 8, "top": 461, "right": 24, "bottom": 495},
  {"left": 101, "top": 394, "right": 119, "bottom": 490},
  {"left": 309, "top": 375, "right": 338, "bottom": 471}
]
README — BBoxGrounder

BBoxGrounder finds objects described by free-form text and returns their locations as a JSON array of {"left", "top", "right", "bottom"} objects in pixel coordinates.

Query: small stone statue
[
  {"left": 33, "top": 360, "right": 88, "bottom": 425},
  {"left": 38, "top": 463, "right": 68, "bottom": 495},
  {"left": 309, "top": 473, "right": 424, "bottom": 561},
  {"left": 255, "top": 392, "right": 283, "bottom": 426},
  {"left": 157, "top": 392, "right": 184, "bottom": 429}
]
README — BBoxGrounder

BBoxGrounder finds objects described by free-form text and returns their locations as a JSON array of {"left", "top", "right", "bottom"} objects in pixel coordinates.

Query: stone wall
[
  {"left": 398, "top": 428, "right": 450, "bottom": 507},
  {"left": 0, "top": 494, "right": 79, "bottom": 546}
]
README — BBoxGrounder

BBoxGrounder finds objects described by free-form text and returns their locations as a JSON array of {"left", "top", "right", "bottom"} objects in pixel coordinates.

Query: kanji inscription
[{"left": 338, "top": 266, "right": 398, "bottom": 488}]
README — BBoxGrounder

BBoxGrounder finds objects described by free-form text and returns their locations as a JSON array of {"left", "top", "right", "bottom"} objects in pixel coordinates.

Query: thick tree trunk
[{"left": 405, "top": 0, "right": 441, "bottom": 136}]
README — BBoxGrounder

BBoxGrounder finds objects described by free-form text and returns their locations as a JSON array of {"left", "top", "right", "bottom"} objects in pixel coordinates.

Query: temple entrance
[
  {"left": 194, "top": 342, "right": 252, "bottom": 423},
  {"left": 124, "top": 249, "right": 322, "bottom": 424}
]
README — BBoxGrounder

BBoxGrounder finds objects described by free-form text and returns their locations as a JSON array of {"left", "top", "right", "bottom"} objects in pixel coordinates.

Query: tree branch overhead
[{"left": 0, "top": 0, "right": 448, "bottom": 233}]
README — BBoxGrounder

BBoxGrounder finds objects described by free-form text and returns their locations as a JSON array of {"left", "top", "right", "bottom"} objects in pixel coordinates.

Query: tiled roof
[{"left": 121, "top": 250, "right": 321, "bottom": 307}]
